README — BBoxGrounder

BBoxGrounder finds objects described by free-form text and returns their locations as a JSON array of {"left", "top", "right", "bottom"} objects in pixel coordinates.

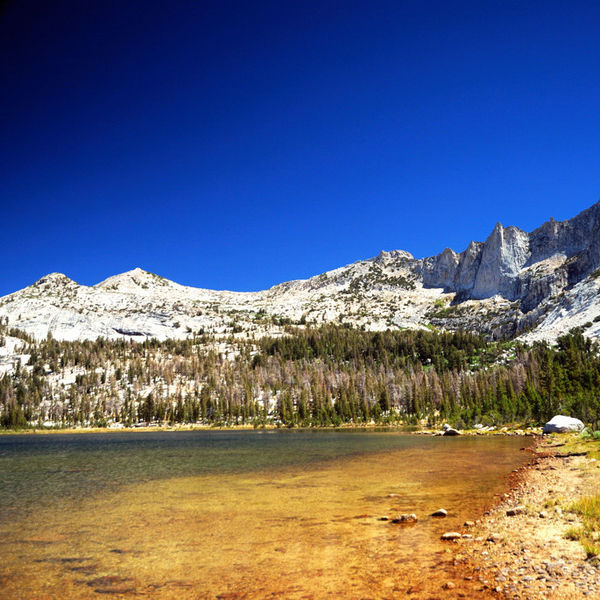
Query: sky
[{"left": 1, "top": 0, "right": 599, "bottom": 295}]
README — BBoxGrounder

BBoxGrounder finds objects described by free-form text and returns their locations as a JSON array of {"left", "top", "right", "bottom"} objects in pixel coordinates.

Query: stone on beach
[
  {"left": 506, "top": 505, "right": 526, "bottom": 516},
  {"left": 442, "top": 428, "right": 461, "bottom": 436},
  {"left": 543, "top": 415, "right": 584, "bottom": 434}
]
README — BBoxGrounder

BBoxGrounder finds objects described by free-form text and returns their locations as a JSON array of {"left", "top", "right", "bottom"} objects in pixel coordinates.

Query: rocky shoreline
[
  {"left": 446, "top": 435, "right": 600, "bottom": 599},
  {"left": 3, "top": 424, "right": 594, "bottom": 598}
]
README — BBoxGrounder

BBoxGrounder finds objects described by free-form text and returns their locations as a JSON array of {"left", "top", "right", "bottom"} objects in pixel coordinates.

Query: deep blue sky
[{"left": 1, "top": 1, "right": 599, "bottom": 295}]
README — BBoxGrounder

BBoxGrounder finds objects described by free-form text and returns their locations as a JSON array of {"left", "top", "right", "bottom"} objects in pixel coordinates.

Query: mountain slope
[{"left": 2, "top": 202, "right": 600, "bottom": 343}]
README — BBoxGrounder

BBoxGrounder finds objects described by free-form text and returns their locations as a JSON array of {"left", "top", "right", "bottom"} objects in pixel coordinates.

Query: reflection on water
[{"left": 0, "top": 431, "right": 531, "bottom": 598}]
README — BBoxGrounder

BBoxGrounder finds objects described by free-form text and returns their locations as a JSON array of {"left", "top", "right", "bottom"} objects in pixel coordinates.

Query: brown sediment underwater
[{"left": 0, "top": 432, "right": 531, "bottom": 598}]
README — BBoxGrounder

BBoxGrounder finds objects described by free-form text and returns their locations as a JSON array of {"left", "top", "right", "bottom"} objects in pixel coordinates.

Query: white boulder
[
  {"left": 442, "top": 427, "right": 461, "bottom": 436},
  {"left": 543, "top": 415, "right": 584, "bottom": 434}
]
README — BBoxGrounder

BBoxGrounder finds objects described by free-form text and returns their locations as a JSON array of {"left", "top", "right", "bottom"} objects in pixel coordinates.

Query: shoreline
[
  {"left": 0, "top": 423, "right": 542, "bottom": 436},
  {"left": 448, "top": 434, "right": 600, "bottom": 598},
  {"left": 2, "top": 424, "right": 591, "bottom": 597}
]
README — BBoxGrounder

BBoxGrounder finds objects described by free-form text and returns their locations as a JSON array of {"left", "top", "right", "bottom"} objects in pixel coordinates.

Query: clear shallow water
[
  {"left": 0, "top": 430, "right": 531, "bottom": 598},
  {"left": 0, "top": 430, "right": 481, "bottom": 518}
]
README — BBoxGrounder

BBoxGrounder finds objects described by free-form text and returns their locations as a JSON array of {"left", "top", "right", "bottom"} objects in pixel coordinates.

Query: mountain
[{"left": 2, "top": 201, "right": 600, "bottom": 343}]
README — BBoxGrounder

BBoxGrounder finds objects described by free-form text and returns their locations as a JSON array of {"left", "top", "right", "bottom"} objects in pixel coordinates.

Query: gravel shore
[{"left": 450, "top": 436, "right": 600, "bottom": 599}]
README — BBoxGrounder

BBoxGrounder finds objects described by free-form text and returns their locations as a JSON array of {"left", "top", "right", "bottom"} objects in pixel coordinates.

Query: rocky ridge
[{"left": 2, "top": 201, "right": 600, "bottom": 343}]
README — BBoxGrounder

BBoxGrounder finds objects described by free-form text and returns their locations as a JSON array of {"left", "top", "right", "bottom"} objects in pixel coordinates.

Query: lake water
[{"left": 0, "top": 430, "right": 531, "bottom": 598}]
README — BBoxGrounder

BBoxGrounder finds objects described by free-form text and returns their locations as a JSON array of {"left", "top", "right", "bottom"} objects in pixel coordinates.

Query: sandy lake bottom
[{"left": 0, "top": 431, "right": 531, "bottom": 598}]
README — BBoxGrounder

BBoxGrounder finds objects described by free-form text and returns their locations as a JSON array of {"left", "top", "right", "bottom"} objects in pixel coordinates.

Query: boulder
[
  {"left": 543, "top": 415, "right": 584, "bottom": 434},
  {"left": 441, "top": 531, "right": 461, "bottom": 541},
  {"left": 443, "top": 428, "right": 461, "bottom": 436},
  {"left": 431, "top": 509, "right": 448, "bottom": 517}
]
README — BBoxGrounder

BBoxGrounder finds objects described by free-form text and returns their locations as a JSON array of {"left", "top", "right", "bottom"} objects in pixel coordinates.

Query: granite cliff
[{"left": 1, "top": 201, "right": 600, "bottom": 345}]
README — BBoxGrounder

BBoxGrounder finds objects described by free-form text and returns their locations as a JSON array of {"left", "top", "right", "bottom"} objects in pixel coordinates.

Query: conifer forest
[{"left": 2, "top": 322, "right": 600, "bottom": 430}]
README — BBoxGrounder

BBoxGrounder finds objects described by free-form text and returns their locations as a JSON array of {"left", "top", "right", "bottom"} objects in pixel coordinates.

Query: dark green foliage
[
  {"left": 258, "top": 325, "right": 488, "bottom": 371},
  {"left": 1, "top": 323, "right": 600, "bottom": 429}
]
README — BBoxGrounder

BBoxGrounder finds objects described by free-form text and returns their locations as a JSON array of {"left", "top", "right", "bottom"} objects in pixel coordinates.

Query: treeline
[{"left": 1, "top": 323, "right": 599, "bottom": 429}]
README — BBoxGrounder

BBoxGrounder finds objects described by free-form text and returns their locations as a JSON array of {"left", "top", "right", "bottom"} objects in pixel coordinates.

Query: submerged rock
[
  {"left": 87, "top": 576, "right": 135, "bottom": 595},
  {"left": 543, "top": 415, "right": 585, "bottom": 434},
  {"left": 391, "top": 513, "right": 418, "bottom": 524}
]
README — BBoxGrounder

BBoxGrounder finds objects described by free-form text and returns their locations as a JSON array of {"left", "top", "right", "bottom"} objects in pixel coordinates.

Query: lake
[{"left": 0, "top": 430, "right": 531, "bottom": 598}]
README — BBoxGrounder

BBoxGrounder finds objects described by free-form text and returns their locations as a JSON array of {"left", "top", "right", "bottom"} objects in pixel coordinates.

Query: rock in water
[
  {"left": 543, "top": 415, "right": 585, "bottom": 434},
  {"left": 391, "top": 513, "right": 418, "bottom": 524},
  {"left": 441, "top": 532, "right": 461, "bottom": 541},
  {"left": 442, "top": 428, "right": 461, "bottom": 436},
  {"left": 431, "top": 509, "right": 448, "bottom": 517}
]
